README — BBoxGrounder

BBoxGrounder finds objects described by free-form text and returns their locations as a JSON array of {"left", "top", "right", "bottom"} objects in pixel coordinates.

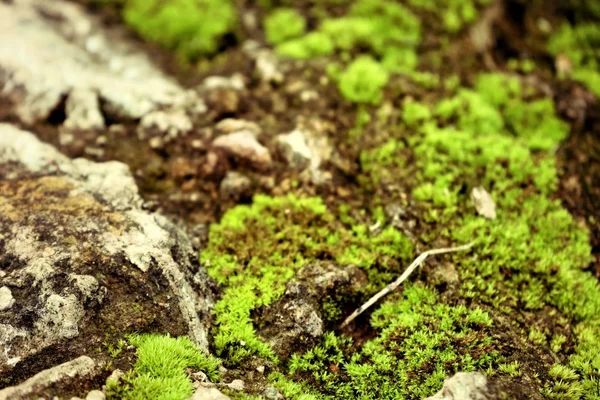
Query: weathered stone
[
  {"left": 85, "top": 389, "right": 106, "bottom": 400},
  {"left": 262, "top": 386, "right": 283, "bottom": 400},
  {"left": 215, "top": 118, "right": 261, "bottom": 135},
  {"left": 471, "top": 186, "right": 497, "bottom": 220},
  {"left": 258, "top": 263, "right": 365, "bottom": 358},
  {"left": 276, "top": 129, "right": 312, "bottom": 170},
  {"left": 189, "top": 387, "right": 231, "bottom": 400},
  {"left": 220, "top": 171, "right": 252, "bottom": 200},
  {"left": 138, "top": 109, "right": 193, "bottom": 143},
  {"left": 0, "top": 356, "right": 98, "bottom": 400},
  {"left": 0, "top": 287, "right": 15, "bottom": 311},
  {"left": 0, "top": 124, "right": 214, "bottom": 383},
  {"left": 202, "top": 74, "right": 245, "bottom": 91},
  {"left": 276, "top": 123, "right": 334, "bottom": 186},
  {"left": 425, "top": 372, "right": 491, "bottom": 400},
  {"left": 63, "top": 88, "right": 106, "bottom": 132},
  {"left": 255, "top": 50, "right": 284, "bottom": 84},
  {"left": 213, "top": 131, "right": 272, "bottom": 170},
  {"left": 0, "top": 0, "right": 196, "bottom": 124}
]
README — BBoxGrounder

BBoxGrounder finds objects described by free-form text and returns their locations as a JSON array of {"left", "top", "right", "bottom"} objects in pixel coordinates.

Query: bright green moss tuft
[
  {"left": 276, "top": 32, "right": 335, "bottom": 59},
  {"left": 123, "top": 0, "right": 236, "bottom": 60},
  {"left": 273, "top": 0, "right": 421, "bottom": 70},
  {"left": 264, "top": 8, "right": 307, "bottom": 45},
  {"left": 402, "top": 101, "right": 432, "bottom": 127},
  {"left": 205, "top": 194, "right": 413, "bottom": 365},
  {"left": 283, "top": 285, "right": 498, "bottom": 399},
  {"left": 407, "top": 0, "right": 492, "bottom": 33},
  {"left": 107, "top": 334, "right": 221, "bottom": 400},
  {"left": 338, "top": 57, "right": 389, "bottom": 104},
  {"left": 548, "top": 22, "right": 600, "bottom": 96}
]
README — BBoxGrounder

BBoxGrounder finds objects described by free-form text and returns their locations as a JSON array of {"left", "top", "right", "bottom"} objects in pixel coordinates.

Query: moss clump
[
  {"left": 275, "top": 0, "right": 420, "bottom": 62},
  {"left": 548, "top": 22, "right": 600, "bottom": 96},
  {"left": 277, "top": 32, "right": 335, "bottom": 59},
  {"left": 347, "top": 70, "right": 599, "bottom": 397},
  {"left": 408, "top": 73, "right": 568, "bottom": 218},
  {"left": 264, "top": 8, "right": 307, "bottom": 45},
  {"left": 338, "top": 57, "right": 389, "bottom": 104},
  {"left": 407, "top": 0, "right": 492, "bottom": 33},
  {"left": 123, "top": 0, "right": 236, "bottom": 60},
  {"left": 205, "top": 194, "right": 413, "bottom": 365},
  {"left": 402, "top": 101, "right": 432, "bottom": 127},
  {"left": 279, "top": 285, "right": 497, "bottom": 399},
  {"left": 106, "top": 334, "right": 221, "bottom": 400}
]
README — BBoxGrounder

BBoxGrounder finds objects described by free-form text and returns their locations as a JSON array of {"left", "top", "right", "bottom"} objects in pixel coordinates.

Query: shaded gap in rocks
[{"left": 45, "top": 95, "right": 67, "bottom": 126}]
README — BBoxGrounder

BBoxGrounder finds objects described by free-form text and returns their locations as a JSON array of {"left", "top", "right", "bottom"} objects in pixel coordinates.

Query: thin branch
[{"left": 339, "top": 242, "right": 475, "bottom": 329}]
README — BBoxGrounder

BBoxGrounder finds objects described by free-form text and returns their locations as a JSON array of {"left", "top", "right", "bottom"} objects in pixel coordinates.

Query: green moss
[
  {"left": 338, "top": 57, "right": 389, "bottom": 104},
  {"left": 276, "top": 32, "right": 335, "bottom": 59},
  {"left": 264, "top": 8, "right": 307, "bottom": 45},
  {"left": 123, "top": 0, "right": 236, "bottom": 60},
  {"left": 407, "top": 73, "right": 569, "bottom": 219},
  {"left": 548, "top": 22, "right": 600, "bottom": 96},
  {"left": 402, "top": 101, "right": 432, "bottom": 128},
  {"left": 346, "top": 68, "right": 599, "bottom": 396},
  {"left": 284, "top": 285, "right": 498, "bottom": 399},
  {"left": 498, "top": 361, "right": 522, "bottom": 378},
  {"left": 273, "top": 0, "right": 421, "bottom": 63},
  {"left": 407, "top": 0, "right": 491, "bottom": 33},
  {"left": 106, "top": 334, "right": 221, "bottom": 400},
  {"left": 359, "top": 138, "right": 406, "bottom": 189},
  {"left": 205, "top": 194, "right": 413, "bottom": 365}
]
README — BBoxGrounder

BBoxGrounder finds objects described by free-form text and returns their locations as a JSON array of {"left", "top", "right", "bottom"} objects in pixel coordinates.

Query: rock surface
[
  {"left": 470, "top": 187, "right": 497, "bottom": 220},
  {"left": 258, "top": 263, "right": 365, "bottom": 358},
  {"left": 0, "top": 356, "right": 98, "bottom": 400},
  {"left": 213, "top": 130, "right": 272, "bottom": 171},
  {"left": 0, "top": 124, "right": 214, "bottom": 388},
  {"left": 425, "top": 372, "right": 492, "bottom": 400},
  {"left": 0, "top": 0, "right": 198, "bottom": 124}
]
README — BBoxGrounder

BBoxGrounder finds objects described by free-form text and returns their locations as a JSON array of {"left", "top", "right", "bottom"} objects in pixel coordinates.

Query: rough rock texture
[
  {"left": 213, "top": 130, "right": 272, "bottom": 171},
  {"left": 470, "top": 187, "right": 497, "bottom": 220},
  {"left": 425, "top": 372, "right": 493, "bottom": 400},
  {"left": 0, "top": 124, "right": 215, "bottom": 388},
  {"left": 0, "top": 356, "right": 98, "bottom": 400},
  {"left": 0, "top": 0, "right": 199, "bottom": 125},
  {"left": 257, "top": 263, "right": 365, "bottom": 358},
  {"left": 189, "top": 387, "right": 231, "bottom": 400}
]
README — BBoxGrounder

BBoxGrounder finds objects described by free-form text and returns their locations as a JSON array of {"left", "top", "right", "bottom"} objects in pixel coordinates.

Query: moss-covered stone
[{"left": 204, "top": 194, "right": 413, "bottom": 365}]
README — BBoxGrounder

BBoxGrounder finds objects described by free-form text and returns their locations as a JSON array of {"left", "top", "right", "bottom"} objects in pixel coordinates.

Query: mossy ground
[{"left": 70, "top": 1, "right": 600, "bottom": 399}]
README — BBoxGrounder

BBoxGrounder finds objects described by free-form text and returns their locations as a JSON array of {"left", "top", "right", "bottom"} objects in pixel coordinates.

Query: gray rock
[
  {"left": 276, "top": 129, "right": 312, "bottom": 170},
  {"left": 0, "top": 286, "right": 15, "bottom": 311},
  {"left": 426, "top": 372, "right": 491, "bottom": 400},
  {"left": 189, "top": 387, "right": 231, "bottom": 400},
  {"left": 0, "top": 0, "right": 199, "bottom": 123},
  {"left": 0, "top": 124, "right": 214, "bottom": 381},
  {"left": 220, "top": 171, "right": 252, "bottom": 200},
  {"left": 470, "top": 187, "right": 497, "bottom": 220},
  {"left": 215, "top": 118, "right": 261, "bottom": 135},
  {"left": 262, "top": 386, "right": 283, "bottom": 400},
  {"left": 203, "top": 74, "right": 245, "bottom": 91},
  {"left": 0, "top": 356, "right": 98, "bottom": 400},
  {"left": 137, "top": 109, "right": 194, "bottom": 146},
  {"left": 213, "top": 130, "right": 272, "bottom": 170},
  {"left": 63, "top": 88, "right": 106, "bottom": 132},
  {"left": 85, "top": 390, "right": 106, "bottom": 400},
  {"left": 259, "top": 263, "right": 365, "bottom": 357}
]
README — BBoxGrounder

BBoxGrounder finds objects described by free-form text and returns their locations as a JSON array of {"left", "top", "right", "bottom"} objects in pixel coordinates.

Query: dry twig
[{"left": 339, "top": 242, "right": 475, "bottom": 328}]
